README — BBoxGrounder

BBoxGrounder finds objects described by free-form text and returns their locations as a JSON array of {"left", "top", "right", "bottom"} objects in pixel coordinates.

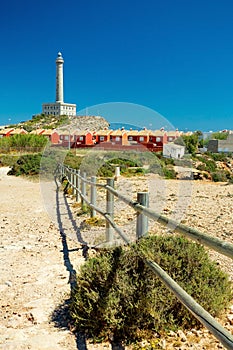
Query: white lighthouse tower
[
  {"left": 56, "top": 52, "right": 64, "bottom": 103},
  {"left": 42, "top": 52, "right": 76, "bottom": 117}
]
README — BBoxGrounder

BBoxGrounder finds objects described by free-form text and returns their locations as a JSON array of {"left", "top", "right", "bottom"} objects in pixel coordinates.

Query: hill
[{"left": 12, "top": 114, "right": 109, "bottom": 132}]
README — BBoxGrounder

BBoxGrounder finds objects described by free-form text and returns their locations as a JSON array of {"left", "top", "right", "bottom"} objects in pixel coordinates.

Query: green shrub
[
  {"left": 64, "top": 151, "right": 82, "bottom": 169},
  {"left": 196, "top": 163, "right": 206, "bottom": 171},
  {"left": 162, "top": 166, "right": 177, "bottom": 179},
  {"left": 204, "top": 159, "right": 217, "bottom": 172},
  {"left": 208, "top": 153, "right": 228, "bottom": 162},
  {"left": 70, "top": 235, "right": 232, "bottom": 343},
  {"left": 0, "top": 154, "right": 19, "bottom": 167},
  {"left": 211, "top": 170, "right": 229, "bottom": 182},
  {"left": 98, "top": 163, "right": 114, "bottom": 177},
  {"left": 8, "top": 153, "right": 42, "bottom": 176},
  {"left": 162, "top": 157, "right": 175, "bottom": 166},
  {"left": 0, "top": 134, "right": 47, "bottom": 153}
]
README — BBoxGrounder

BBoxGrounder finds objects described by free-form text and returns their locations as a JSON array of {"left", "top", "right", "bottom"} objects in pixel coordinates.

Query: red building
[
  {"left": 137, "top": 129, "right": 150, "bottom": 144},
  {"left": 149, "top": 130, "right": 167, "bottom": 147},
  {"left": 95, "top": 129, "right": 112, "bottom": 143},
  {"left": 42, "top": 129, "right": 60, "bottom": 144},
  {"left": 127, "top": 130, "right": 139, "bottom": 143},
  {"left": 166, "top": 130, "right": 180, "bottom": 142},
  {"left": 110, "top": 129, "right": 128, "bottom": 145},
  {"left": 59, "top": 131, "right": 73, "bottom": 147},
  {"left": 73, "top": 130, "right": 94, "bottom": 147}
]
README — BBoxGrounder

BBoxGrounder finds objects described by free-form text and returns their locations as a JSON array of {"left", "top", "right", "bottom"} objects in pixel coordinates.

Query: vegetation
[
  {"left": 211, "top": 131, "right": 229, "bottom": 140},
  {"left": 8, "top": 153, "right": 42, "bottom": 176},
  {"left": 178, "top": 132, "right": 200, "bottom": 155},
  {"left": 7, "top": 148, "right": 62, "bottom": 177},
  {"left": 70, "top": 235, "right": 232, "bottom": 344},
  {"left": 194, "top": 152, "right": 233, "bottom": 182},
  {"left": 0, "top": 154, "right": 20, "bottom": 167},
  {"left": 20, "top": 113, "right": 70, "bottom": 132},
  {"left": 0, "top": 134, "right": 48, "bottom": 153}
]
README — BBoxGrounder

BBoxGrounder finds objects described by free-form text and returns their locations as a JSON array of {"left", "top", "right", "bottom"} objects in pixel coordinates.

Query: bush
[
  {"left": 162, "top": 166, "right": 177, "bottom": 179},
  {"left": 211, "top": 170, "right": 229, "bottom": 182},
  {"left": 0, "top": 154, "right": 19, "bottom": 167},
  {"left": 0, "top": 134, "right": 48, "bottom": 153},
  {"left": 8, "top": 153, "right": 42, "bottom": 176},
  {"left": 70, "top": 235, "right": 232, "bottom": 343},
  {"left": 196, "top": 163, "right": 206, "bottom": 171},
  {"left": 64, "top": 151, "right": 82, "bottom": 169}
]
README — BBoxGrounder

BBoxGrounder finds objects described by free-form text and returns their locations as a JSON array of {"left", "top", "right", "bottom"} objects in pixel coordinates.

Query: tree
[{"left": 181, "top": 133, "right": 199, "bottom": 155}]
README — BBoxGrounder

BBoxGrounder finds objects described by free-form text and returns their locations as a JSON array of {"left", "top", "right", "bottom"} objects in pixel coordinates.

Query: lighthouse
[
  {"left": 56, "top": 52, "right": 64, "bottom": 103},
  {"left": 42, "top": 52, "right": 76, "bottom": 117}
]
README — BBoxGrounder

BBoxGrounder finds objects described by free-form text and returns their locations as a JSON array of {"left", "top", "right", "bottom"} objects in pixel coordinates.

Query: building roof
[
  {"left": 72, "top": 130, "right": 93, "bottom": 136},
  {"left": 127, "top": 130, "right": 139, "bottom": 136},
  {"left": 149, "top": 130, "right": 166, "bottom": 137},
  {"left": 58, "top": 130, "right": 70, "bottom": 136},
  {"left": 111, "top": 129, "right": 127, "bottom": 136},
  {"left": 10, "top": 128, "right": 28, "bottom": 135},
  {"left": 30, "top": 129, "right": 45, "bottom": 135},
  {"left": 96, "top": 129, "right": 112, "bottom": 136},
  {"left": 164, "top": 142, "right": 185, "bottom": 150},
  {"left": 138, "top": 129, "right": 150, "bottom": 136},
  {"left": 41, "top": 129, "right": 58, "bottom": 136},
  {"left": 0, "top": 128, "right": 14, "bottom": 135},
  {"left": 166, "top": 130, "right": 180, "bottom": 136}
]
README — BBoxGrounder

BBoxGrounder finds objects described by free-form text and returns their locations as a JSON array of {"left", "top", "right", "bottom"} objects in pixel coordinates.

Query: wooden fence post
[
  {"left": 81, "top": 172, "right": 87, "bottom": 211},
  {"left": 73, "top": 169, "right": 77, "bottom": 196},
  {"left": 58, "top": 164, "right": 64, "bottom": 181},
  {"left": 106, "top": 178, "right": 114, "bottom": 244},
  {"left": 136, "top": 192, "right": 149, "bottom": 239},
  {"left": 90, "top": 176, "right": 97, "bottom": 217},
  {"left": 76, "top": 169, "right": 80, "bottom": 202},
  {"left": 70, "top": 168, "right": 74, "bottom": 194}
]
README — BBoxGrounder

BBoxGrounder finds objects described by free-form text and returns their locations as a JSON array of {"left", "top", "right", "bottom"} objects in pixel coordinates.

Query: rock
[
  {"left": 227, "top": 314, "right": 233, "bottom": 325},
  {"left": 177, "top": 329, "right": 187, "bottom": 342},
  {"left": 5, "top": 281, "right": 12, "bottom": 287}
]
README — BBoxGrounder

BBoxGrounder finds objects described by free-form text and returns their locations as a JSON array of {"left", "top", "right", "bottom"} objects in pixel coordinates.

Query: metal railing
[{"left": 55, "top": 163, "right": 233, "bottom": 349}]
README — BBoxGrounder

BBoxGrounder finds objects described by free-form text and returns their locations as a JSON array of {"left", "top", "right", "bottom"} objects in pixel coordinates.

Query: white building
[
  {"left": 163, "top": 143, "right": 185, "bottom": 159},
  {"left": 42, "top": 52, "right": 76, "bottom": 117}
]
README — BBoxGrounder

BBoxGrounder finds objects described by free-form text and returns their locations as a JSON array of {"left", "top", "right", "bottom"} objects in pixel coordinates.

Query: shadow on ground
[{"left": 51, "top": 176, "right": 126, "bottom": 350}]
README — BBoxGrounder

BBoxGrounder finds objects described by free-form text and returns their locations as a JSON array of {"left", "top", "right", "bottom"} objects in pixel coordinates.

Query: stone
[{"left": 177, "top": 329, "right": 187, "bottom": 342}]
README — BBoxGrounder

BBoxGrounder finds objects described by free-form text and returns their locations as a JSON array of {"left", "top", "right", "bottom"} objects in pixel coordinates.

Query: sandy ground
[
  {"left": 0, "top": 168, "right": 232, "bottom": 349},
  {"left": 0, "top": 168, "right": 81, "bottom": 349}
]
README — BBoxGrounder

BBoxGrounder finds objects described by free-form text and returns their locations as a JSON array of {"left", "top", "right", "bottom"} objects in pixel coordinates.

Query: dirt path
[{"left": 0, "top": 168, "right": 84, "bottom": 349}]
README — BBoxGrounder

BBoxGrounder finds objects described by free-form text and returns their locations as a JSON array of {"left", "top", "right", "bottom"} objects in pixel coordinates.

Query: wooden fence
[{"left": 55, "top": 163, "right": 233, "bottom": 349}]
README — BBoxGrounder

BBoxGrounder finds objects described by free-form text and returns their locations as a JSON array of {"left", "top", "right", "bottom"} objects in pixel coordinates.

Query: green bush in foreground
[
  {"left": 70, "top": 235, "right": 232, "bottom": 343},
  {"left": 8, "top": 153, "right": 42, "bottom": 176}
]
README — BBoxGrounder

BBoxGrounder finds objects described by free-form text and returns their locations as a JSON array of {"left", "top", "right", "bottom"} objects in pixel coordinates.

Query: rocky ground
[{"left": 0, "top": 168, "right": 232, "bottom": 349}]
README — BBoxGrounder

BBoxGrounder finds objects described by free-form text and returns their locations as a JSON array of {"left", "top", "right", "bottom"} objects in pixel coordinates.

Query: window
[
  {"left": 168, "top": 137, "right": 173, "bottom": 141},
  {"left": 100, "top": 136, "right": 104, "bottom": 141},
  {"left": 115, "top": 136, "right": 120, "bottom": 142},
  {"left": 139, "top": 136, "right": 144, "bottom": 142},
  {"left": 79, "top": 136, "right": 84, "bottom": 141},
  {"left": 128, "top": 136, "right": 133, "bottom": 141},
  {"left": 64, "top": 135, "right": 69, "bottom": 141},
  {"left": 156, "top": 137, "right": 161, "bottom": 142}
]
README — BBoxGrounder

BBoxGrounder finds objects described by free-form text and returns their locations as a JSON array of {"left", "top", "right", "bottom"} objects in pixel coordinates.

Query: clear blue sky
[{"left": 1, "top": 0, "right": 233, "bottom": 131}]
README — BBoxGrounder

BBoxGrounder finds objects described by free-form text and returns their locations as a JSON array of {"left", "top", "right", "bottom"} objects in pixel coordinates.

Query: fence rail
[{"left": 55, "top": 163, "right": 233, "bottom": 349}]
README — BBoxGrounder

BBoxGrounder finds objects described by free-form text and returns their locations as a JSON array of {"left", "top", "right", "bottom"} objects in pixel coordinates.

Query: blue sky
[{"left": 1, "top": 0, "right": 233, "bottom": 131}]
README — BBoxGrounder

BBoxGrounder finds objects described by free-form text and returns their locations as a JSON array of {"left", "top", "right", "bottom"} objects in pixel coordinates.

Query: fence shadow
[
  {"left": 50, "top": 177, "right": 88, "bottom": 349},
  {"left": 51, "top": 176, "right": 126, "bottom": 350}
]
